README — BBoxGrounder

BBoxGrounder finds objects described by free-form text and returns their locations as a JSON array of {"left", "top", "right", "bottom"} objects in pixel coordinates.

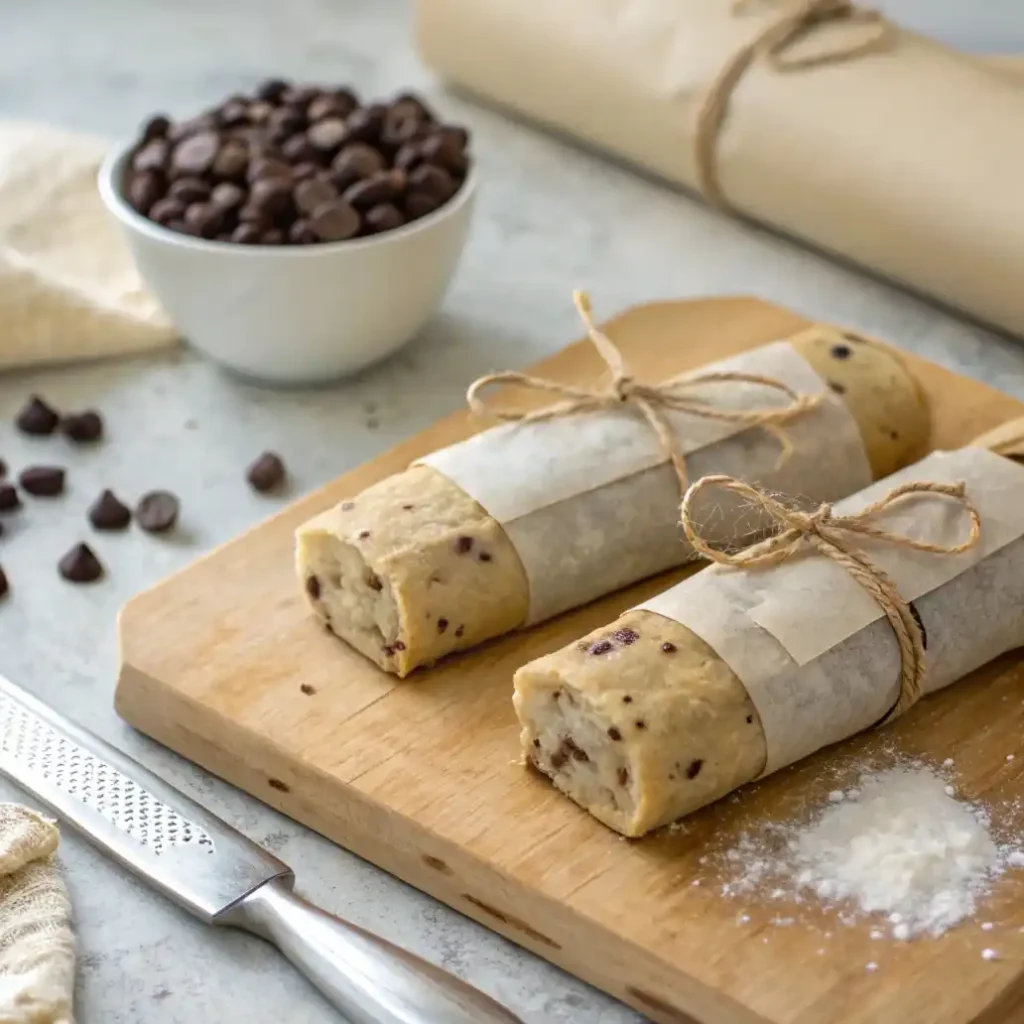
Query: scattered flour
[{"left": 721, "top": 763, "right": 1021, "bottom": 940}]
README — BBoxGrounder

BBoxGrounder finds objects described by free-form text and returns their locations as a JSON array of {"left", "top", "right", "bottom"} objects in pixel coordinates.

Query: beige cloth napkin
[
  {"left": 0, "top": 805, "right": 74, "bottom": 1024},
  {"left": 0, "top": 121, "right": 176, "bottom": 370}
]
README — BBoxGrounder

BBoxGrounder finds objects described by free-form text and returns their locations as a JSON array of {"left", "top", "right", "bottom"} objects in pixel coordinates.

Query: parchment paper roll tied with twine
[
  {"left": 680, "top": 474, "right": 981, "bottom": 723},
  {"left": 468, "top": 290, "right": 821, "bottom": 493},
  {"left": 416, "top": 0, "right": 1024, "bottom": 336}
]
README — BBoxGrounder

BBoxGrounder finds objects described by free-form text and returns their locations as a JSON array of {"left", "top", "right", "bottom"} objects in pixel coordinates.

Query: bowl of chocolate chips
[{"left": 99, "top": 79, "right": 475, "bottom": 383}]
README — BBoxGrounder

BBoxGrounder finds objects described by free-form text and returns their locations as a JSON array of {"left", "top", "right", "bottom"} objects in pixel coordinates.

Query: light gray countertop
[{"left": 1, "top": 1, "right": 1023, "bottom": 1022}]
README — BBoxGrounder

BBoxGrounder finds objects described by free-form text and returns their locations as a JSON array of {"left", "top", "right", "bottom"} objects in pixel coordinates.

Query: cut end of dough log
[{"left": 514, "top": 610, "right": 768, "bottom": 836}]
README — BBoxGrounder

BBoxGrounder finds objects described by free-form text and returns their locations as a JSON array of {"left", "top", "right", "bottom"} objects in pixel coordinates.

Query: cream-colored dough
[{"left": 0, "top": 121, "right": 175, "bottom": 368}]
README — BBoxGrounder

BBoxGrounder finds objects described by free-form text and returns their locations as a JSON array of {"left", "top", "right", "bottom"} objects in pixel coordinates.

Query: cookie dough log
[
  {"left": 297, "top": 328, "right": 929, "bottom": 677},
  {"left": 514, "top": 610, "right": 762, "bottom": 837}
]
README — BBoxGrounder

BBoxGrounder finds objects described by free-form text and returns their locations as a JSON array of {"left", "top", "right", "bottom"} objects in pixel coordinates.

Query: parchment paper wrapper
[
  {"left": 421, "top": 341, "right": 870, "bottom": 623},
  {"left": 416, "top": 0, "right": 1024, "bottom": 335},
  {"left": 640, "top": 447, "right": 1024, "bottom": 775}
]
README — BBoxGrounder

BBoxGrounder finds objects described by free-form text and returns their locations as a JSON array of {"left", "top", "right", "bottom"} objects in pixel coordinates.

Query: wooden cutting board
[{"left": 116, "top": 296, "right": 1024, "bottom": 1024}]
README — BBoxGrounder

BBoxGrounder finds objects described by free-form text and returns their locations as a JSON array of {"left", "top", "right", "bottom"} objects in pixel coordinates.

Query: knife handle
[{"left": 220, "top": 877, "right": 524, "bottom": 1024}]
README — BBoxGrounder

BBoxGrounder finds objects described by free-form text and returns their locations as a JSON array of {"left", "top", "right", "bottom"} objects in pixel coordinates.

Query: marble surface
[{"left": 1, "top": 1, "right": 1023, "bottom": 1022}]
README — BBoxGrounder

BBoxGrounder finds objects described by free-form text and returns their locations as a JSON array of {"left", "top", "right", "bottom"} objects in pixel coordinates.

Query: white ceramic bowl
[{"left": 98, "top": 142, "right": 476, "bottom": 383}]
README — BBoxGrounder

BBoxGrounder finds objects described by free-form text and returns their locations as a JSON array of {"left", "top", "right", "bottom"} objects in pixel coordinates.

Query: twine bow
[
  {"left": 467, "top": 291, "right": 822, "bottom": 494},
  {"left": 696, "top": 0, "right": 897, "bottom": 207},
  {"left": 681, "top": 475, "right": 981, "bottom": 720}
]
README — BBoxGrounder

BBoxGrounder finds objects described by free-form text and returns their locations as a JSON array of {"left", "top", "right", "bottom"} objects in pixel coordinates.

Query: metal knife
[{"left": 0, "top": 674, "right": 523, "bottom": 1024}]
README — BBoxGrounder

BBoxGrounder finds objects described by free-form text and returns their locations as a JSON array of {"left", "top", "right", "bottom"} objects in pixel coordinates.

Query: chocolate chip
[
  {"left": 211, "top": 182, "right": 245, "bottom": 211},
  {"left": 294, "top": 178, "right": 338, "bottom": 215},
  {"left": 267, "top": 778, "right": 290, "bottom": 793},
  {"left": 888, "top": 429, "right": 900, "bottom": 442},
  {"left": 532, "top": 738, "right": 541, "bottom": 749},
  {"left": 622, "top": 695, "right": 633, "bottom": 704},
  {"left": 256, "top": 78, "right": 289, "bottom": 102},
  {"left": 746, "top": 714, "right": 754, "bottom": 724},
  {"left": 478, "top": 551, "right": 492, "bottom": 563},
  {"left": 19, "top": 466, "right": 64, "bottom": 497},
  {"left": 231, "top": 223, "right": 262, "bottom": 244},
  {"left": 287, "top": 220, "right": 318, "bottom": 245},
  {"left": 0, "top": 485, "right": 19, "bottom": 512},
  {"left": 343, "top": 170, "right": 405, "bottom": 210},
  {"left": 248, "top": 157, "right": 293, "bottom": 183},
  {"left": 364, "top": 571, "right": 383, "bottom": 592},
  {"left": 331, "top": 143, "right": 386, "bottom": 187},
  {"left": 149, "top": 197, "right": 186, "bottom": 225},
  {"left": 686, "top": 759, "right": 704, "bottom": 779},
  {"left": 613, "top": 628, "right": 639, "bottom": 646},
  {"left": 550, "top": 747, "right": 568, "bottom": 771},
  {"left": 261, "top": 228, "right": 285, "bottom": 245},
  {"left": 344, "top": 104, "right": 386, "bottom": 143},
  {"left": 401, "top": 504, "right": 414, "bottom": 511},
  {"left": 184, "top": 201, "right": 225, "bottom": 238},
  {"left": 358, "top": 530, "right": 370, "bottom": 540},
  {"left": 617, "top": 767, "right": 629, "bottom": 787},
  {"left": 635, "top": 720, "right": 647, "bottom": 731},
  {"left": 421, "top": 127, "right": 468, "bottom": 173},
  {"left": 307, "top": 118, "right": 348, "bottom": 152},
  {"left": 829, "top": 380, "right": 847, "bottom": 395},
  {"left": 340, "top": 501, "right": 355, "bottom": 510},
  {"left": 308, "top": 95, "right": 352, "bottom": 122},
  {"left": 437, "top": 618, "right": 449, "bottom": 633},
  {"left": 454, "top": 624, "right": 464, "bottom": 638},
  {"left": 0, "top": 566, "right": 7, "bottom": 599},
  {"left": 404, "top": 191, "right": 443, "bottom": 221},
  {"left": 309, "top": 200, "right": 360, "bottom": 242},
  {"left": 394, "top": 640, "right": 406, "bottom": 652},
  {"left": 142, "top": 115, "right": 171, "bottom": 141},
  {"left": 126, "top": 171, "right": 164, "bottom": 214},
  {"left": 88, "top": 489, "right": 131, "bottom": 531},
  {"left": 454, "top": 535, "right": 473, "bottom": 554},
  {"left": 608, "top": 727, "right": 622, "bottom": 742},
  {"left": 58, "top": 543, "right": 103, "bottom": 583},
  {"left": 381, "top": 644, "right": 395, "bottom": 657},
  {"left": 172, "top": 131, "right": 219, "bottom": 176},
  {"left": 246, "top": 451, "right": 286, "bottom": 492},
  {"left": 408, "top": 163, "right": 455, "bottom": 202},
  {"left": 300, "top": 683, "right": 316, "bottom": 695},
  {"left": 306, "top": 575, "right": 321, "bottom": 599},
  {"left": 0, "top": 459, "right": 5, "bottom": 477},
  {"left": 394, "top": 142, "right": 426, "bottom": 171},
  {"left": 136, "top": 490, "right": 179, "bottom": 533},
  {"left": 564, "top": 737, "right": 589, "bottom": 763},
  {"left": 16, "top": 396, "right": 60, "bottom": 435},
  {"left": 133, "top": 139, "right": 170, "bottom": 174},
  {"left": 282, "top": 133, "right": 317, "bottom": 164},
  {"left": 249, "top": 177, "right": 293, "bottom": 219},
  {"left": 166, "top": 178, "right": 206, "bottom": 206},
  {"left": 588, "top": 640, "right": 613, "bottom": 656},
  {"left": 364, "top": 203, "right": 404, "bottom": 234},
  {"left": 661, "top": 642, "right": 677, "bottom": 653},
  {"left": 830, "top": 343, "right": 852, "bottom": 360},
  {"left": 213, "top": 141, "right": 249, "bottom": 180},
  {"left": 291, "top": 161, "right": 319, "bottom": 181}
]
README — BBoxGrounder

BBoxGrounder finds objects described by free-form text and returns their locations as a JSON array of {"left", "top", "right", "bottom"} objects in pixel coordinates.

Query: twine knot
[
  {"left": 697, "top": 0, "right": 897, "bottom": 207},
  {"left": 467, "top": 291, "right": 823, "bottom": 494},
  {"left": 681, "top": 474, "right": 981, "bottom": 721}
]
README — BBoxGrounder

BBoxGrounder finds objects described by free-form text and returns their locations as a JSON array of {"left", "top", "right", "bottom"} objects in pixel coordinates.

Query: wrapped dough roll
[
  {"left": 515, "top": 436, "right": 1024, "bottom": 837},
  {"left": 297, "top": 323, "right": 928, "bottom": 676}
]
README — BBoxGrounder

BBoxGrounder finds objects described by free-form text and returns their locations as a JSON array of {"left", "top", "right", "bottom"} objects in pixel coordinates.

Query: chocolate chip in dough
[
  {"left": 19, "top": 466, "right": 65, "bottom": 497},
  {"left": 661, "top": 642, "right": 677, "bottom": 653},
  {"left": 613, "top": 628, "right": 639, "bottom": 646},
  {"left": 60, "top": 410, "right": 103, "bottom": 443},
  {"left": 0, "top": 485, "right": 19, "bottom": 512},
  {"left": 686, "top": 759, "right": 704, "bottom": 779},
  {"left": 136, "top": 490, "right": 180, "bottom": 533},
  {"left": 746, "top": 714, "right": 754, "bottom": 724},
  {"left": 246, "top": 451, "right": 286, "bottom": 492},
  {"left": 622, "top": 695, "right": 633, "bottom": 704},
  {"left": 88, "top": 489, "right": 132, "bottom": 531},
  {"left": 305, "top": 574, "right": 321, "bottom": 599},
  {"left": 15, "top": 396, "right": 60, "bottom": 436},
  {"left": 617, "top": 767, "right": 629, "bottom": 787},
  {"left": 828, "top": 380, "right": 847, "bottom": 395},
  {"left": 608, "top": 727, "right": 622, "bottom": 741},
  {"left": 588, "top": 641, "right": 613, "bottom": 656},
  {"left": 58, "top": 543, "right": 104, "bottom": 584},
  {"left": 454, "top": 535, "right": 473, "bottom": 554},
  {"left": 300, "top": 683, "right": 316, "bottom": 696},
  {"left": 437, "top": 618, "right": 448, "bottom": 634},
  {"left": 454, "top": 625, "right": 464, "bottom": 638}
]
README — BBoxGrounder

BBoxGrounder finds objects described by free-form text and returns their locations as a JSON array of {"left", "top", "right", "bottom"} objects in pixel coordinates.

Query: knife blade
[{"left": 0, "top": 674, "right": 523, "bottom": 1024}]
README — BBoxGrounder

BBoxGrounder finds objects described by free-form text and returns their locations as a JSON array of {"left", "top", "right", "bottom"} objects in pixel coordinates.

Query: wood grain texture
[{"left": 116, "top": 296, "right": 1024, "bottom": 1024}]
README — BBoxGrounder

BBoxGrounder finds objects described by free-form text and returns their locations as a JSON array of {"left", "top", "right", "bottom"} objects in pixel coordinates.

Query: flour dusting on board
[{"left": 718, "top": 761, "right": 1023, "bottom": 942}]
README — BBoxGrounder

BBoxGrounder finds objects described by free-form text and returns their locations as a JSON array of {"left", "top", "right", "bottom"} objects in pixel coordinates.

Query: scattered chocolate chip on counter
[
  {"left": 0, "top": 566, "right": 7, "bottom": 598},
  {"left": 88, "top": 489, "right": 132, "bottom": 531},
  {"left": 15, "top": 396, "right": 60, "bottom": 436},
  {"left": 19, "top": 466, "right": 65, "bottom": 497},
  {"left": 246, "top": 451, "right": 286, "bottom": 492},
  {"left": 122, "top": 80, "right": 471, "bottom": 246},
  {"left": 0, "top": 458, "right": 6, "bottom": 477},
  {"left": 135, "top": 490, "right": 180, "bottom": 533},
  {"left": 61, "top": 410, "right": 104, "bottom": 443},
  {"left": 0, "top": 485, "right": 16, "bottom": 512},
  {"left": 58, "top": 543, "right": 104, "bottom": 584}
]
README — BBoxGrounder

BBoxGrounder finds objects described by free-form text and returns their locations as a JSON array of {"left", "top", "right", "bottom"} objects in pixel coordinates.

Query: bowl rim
[{"left": 97, "top": 136, "right": 477, "bottom": 257}]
